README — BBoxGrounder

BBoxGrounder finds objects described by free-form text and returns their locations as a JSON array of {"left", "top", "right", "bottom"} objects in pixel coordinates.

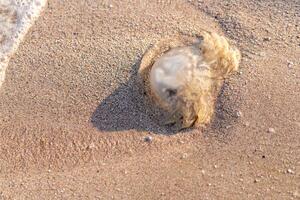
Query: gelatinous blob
[{"left": 139, "top": 32, "right": 241, "bottom": 130}]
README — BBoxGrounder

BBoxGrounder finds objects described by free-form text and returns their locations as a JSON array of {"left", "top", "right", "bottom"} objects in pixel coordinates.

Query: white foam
[{"left": 0, "top": 0, "right": 47, "bottom": 88}]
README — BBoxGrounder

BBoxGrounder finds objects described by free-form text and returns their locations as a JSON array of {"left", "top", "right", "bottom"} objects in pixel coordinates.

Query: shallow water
[{"left": 0, "top": 0, "right": 46, "bottom": 87}]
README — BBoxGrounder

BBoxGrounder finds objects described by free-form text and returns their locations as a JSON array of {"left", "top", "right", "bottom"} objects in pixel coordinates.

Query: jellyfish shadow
[
  {"left": 90, "top": 61, "right": 176, "bottom": 134},
  {"left": 208, "top": 81, "right": 241, "bottom": 134},
  {"left": 90, "top": 61, "right": 239, "bottom": 135}
]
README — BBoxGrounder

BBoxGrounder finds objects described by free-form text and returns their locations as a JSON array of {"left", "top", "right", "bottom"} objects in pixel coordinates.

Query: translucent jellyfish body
[{"left": 139, "top": 32, "right": 241, "bottom": 130}]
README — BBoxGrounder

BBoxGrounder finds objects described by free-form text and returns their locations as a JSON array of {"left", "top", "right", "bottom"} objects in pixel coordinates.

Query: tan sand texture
[{"left": 0, "top": 0, "right": 299, "bottom": 199}]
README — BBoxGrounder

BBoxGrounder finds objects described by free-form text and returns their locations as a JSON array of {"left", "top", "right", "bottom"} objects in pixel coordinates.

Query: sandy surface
[{"left": 0, "top": 0, "right": 299, "bottom": 199}]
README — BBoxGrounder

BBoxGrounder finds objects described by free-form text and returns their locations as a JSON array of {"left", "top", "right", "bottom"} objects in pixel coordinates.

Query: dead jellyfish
[
  {"left": 150, "top": 46, "right": 201, "bottom": 109},
  {"left": 138, "top": 32, "right": 241, "bottom": 130}
]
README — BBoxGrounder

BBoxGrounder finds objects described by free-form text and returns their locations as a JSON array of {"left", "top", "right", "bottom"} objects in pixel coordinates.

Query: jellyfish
[{"left": 138, "top": 32, "right": 241, "bottom": 130}]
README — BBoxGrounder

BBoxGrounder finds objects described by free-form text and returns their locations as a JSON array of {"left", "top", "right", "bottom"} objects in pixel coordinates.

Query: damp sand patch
[{"left": 0, "top": 0, "right": 47, "bottom": 88}]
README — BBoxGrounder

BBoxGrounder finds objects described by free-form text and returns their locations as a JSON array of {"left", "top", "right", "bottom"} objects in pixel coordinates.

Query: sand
[{"left": 0, "top": 0, "right": 299, "bottom": 199}]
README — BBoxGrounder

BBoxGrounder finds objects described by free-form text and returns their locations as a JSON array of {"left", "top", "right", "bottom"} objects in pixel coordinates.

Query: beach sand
[{"left": 0, "top": 0, "right": 299, "bottom": 199}]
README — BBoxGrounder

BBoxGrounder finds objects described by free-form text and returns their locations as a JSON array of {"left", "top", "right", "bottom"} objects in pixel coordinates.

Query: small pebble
[
  {"left": 268, "top": 128, "right": 276, "bottom": 133},
  {"left": 236, "top": 111, "right": 243, "bottom": 118},
  {"left": 181, "top": 153, "right": 188, "bottom": 159},
  {"left": 144, "top": 136, "right": 153, "bottom": 142},
  {"left": 258, "top": 52, "right": 266, "bottom": 57},
  {"left": 201, "top": 170, "right": 206, "bottom": 175},
  {"left": 225, "top": 125, "right": 232, "bottom": 129},
  {"left": 287, "top": 169, "right": 295, "bottom": 174},
  {"left": 88, "top": 142, "right": 96, "bottom": 149},
  {"left": 109, "top": 4, "right": 113, "bottom": 8},
  {"left": 263, "top": 37, "right": 271, "bottom": 41},
  {"left": 178, "top": 140, "right": 185, "bottom": 144},
  {"left": 287, "top": 61, "right": 294, "bottom": 68}
]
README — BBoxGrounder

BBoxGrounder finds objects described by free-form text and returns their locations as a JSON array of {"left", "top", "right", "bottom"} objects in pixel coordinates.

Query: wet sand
[{"left": 0, "top": 0, "right": 299, "bottom": 199}]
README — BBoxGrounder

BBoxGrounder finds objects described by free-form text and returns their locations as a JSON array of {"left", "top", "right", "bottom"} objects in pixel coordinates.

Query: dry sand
[{"left": 0, "top": 0, "right": 299, "bottom": 199}]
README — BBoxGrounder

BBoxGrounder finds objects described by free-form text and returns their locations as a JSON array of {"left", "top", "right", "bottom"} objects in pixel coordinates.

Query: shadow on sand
[
  {"left": 90, "top": 61, "right": 239, "bottom": 135},
  {"left": 90, "top": 61, "right": 174, "bottom": 134}
]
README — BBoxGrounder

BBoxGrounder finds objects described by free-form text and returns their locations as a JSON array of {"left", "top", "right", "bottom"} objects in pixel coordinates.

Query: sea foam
[{"left": 0, "top": 0, "right": 47, "bottom": 88}]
